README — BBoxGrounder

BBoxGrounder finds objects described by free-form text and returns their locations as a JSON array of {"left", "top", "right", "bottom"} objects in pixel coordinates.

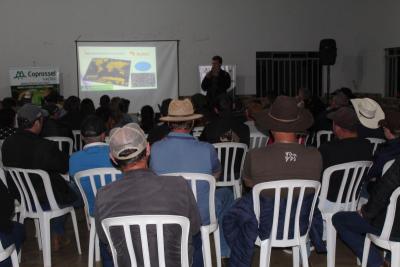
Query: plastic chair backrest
[
  {"left": 72, "top": 130, "right": 83, "bottom": 151},
  {"left": 379, "top": 187, "right": 400, "bottom": 240},
  {"left": 192, "top": 126, "right": 204, "bottom": 139},
  {"left": 3, "top": 167, "right": 61, "bottom": 213},
  {"left": 249, "top": 132, "right": 269, "bottom": 149},
  {"left": 382, "top": 159, "right": 396, "bottom": 176},
  {"left": 316, "top": 130, "right": 333, "bottom": 148},
  {"left": 74, "top": 168, "right": 122, "bottom": 215},
  {"left": 0, "top": 242, "right": 18, "bottom": 266},
  {"left": 213, "top": 142, "right": 248, "bottom": 187},
  {"left": 44, "top": 136, "right": 74, "bottom": 155},
  {"left": 366, "top": 138, "right": 386, "bottom": 155},
  {"left": 319, "top": 161, "right": 372, "bottom": 213},
  {"left": 164, "top": 173, "right": 217, "bottom": 226},
  {"left": 252, "top": 180, "right": 321, "bottom": 245},
  {"left": 102, "top": 215, "right": 190, "bottom": 267}
]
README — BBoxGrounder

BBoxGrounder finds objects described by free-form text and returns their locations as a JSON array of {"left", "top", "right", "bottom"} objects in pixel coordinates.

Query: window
[
  {"left": 256, "top": 52, "right": 322, "bottom": 97},
  {"left": 385, "top": 47, "right": 400, "bottom": 97}
]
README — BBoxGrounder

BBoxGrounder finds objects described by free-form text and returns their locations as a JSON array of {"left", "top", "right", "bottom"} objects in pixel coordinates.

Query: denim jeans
[{"left": 332, "top": 211, "right": 383, "bottom": 267}]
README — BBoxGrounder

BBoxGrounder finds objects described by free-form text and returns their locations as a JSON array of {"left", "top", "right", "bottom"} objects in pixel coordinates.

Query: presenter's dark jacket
[
  {"left": 1, "top": 130, "right": 75, "bottom": 206},
  {"left": 362, "top": 156, "right": 400, "bottom": 239},
  {"left": 201, "top": 70, "right": 231, "bottom": 104}
]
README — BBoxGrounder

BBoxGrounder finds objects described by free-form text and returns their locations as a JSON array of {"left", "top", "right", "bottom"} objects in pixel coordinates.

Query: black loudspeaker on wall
[{"left": 319, "top": 39, "right": 337, "bottom": 65}]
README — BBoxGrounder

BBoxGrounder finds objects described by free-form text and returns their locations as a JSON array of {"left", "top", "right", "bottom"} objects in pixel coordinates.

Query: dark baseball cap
[
  {"left": 81, "top": 115, "right": 106, "bottom": 137},
  {"left": 327, "top": 106, "right": 359, "bottom": 131},
  {"left": 379, "top": 111, "right": 400, "bottom": 134},
  {"left": 17, "top": 104, "right": 45, "bottom": 123}
]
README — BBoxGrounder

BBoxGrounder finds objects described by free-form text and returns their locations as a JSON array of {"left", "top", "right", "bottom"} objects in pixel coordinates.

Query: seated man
[
  {"left": 244, "top": 99, "right": 267, "bottom": 136},
  {"left": 95, "top": 123, "right": 201, "bottom": 267},
  {"left": 224, "top": 95, "right": 322, "bottom": 266},
  {"left": 333, "top": 156, "right": 400, "bottom": 267},
  {"left": 0, "top": 181, "right": 25, "bottom": 267},
  {"left": 367, "top": 110, "right": 400, "bottom": 182},
  {"left": 150, "top": 99, "right": 234, "bottom": 262},
  {"left": 41, "top": 103, "right": 73, "bottom": 139},
  {"left": 2, "top": 104, "right": 76, "bottom": 250},
  {"left": 318, "top": 107, "right": 373, "bottom": 203},
  {"left": 199, "top": 94, "right": 250, "bottom": 147},
  {"left": 69, "top": 115, "right": 114, "bottom": 214}
]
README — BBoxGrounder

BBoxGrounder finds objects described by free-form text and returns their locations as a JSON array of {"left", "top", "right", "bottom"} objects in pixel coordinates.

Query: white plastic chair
[
  {"left": 72, "top": 130, "right": 83, "bottom": 151},
  {"left": 382, "top": 159, "right": 396, "bottom": 175},
  {"left": 316, "top": 130, "right": 333, "bottom": 148},
  {"left": 366, "top": 138, "right": 386, "bottom": 155},
  {"left": 249, "top": 132, "right": 269, "bottom": 149},
  {"left": 101, "top": 215, "right": 190, "bottom": 267},
  {"left": 74, "top": 168, "right": 122, "bottom": 267},
  {"left": 318, "top": 161, "right": 372, "bottom": 267},
  {"left": 44, "top": 136, "right": 74, "bottom": 155},
  {"left": 3, "top": 167, "right": 81, "bottom": 267},
  {"left": 192, "top": 126, "right": 204, "bottom": 139},
  {"left": 213, "top": 142, "right": 248, "bottom": 199},
  {"left": 165, "top": 173, "right": 220, "bottom": 267},
  {"left": 253, "top": 180, "right": 321, "bottom": 267},
  {"left": 0, "top": 243, "right": 19, "bottom": 267},
  {"left": 362, "top": 187, "right": 400, "bottom": 267}
]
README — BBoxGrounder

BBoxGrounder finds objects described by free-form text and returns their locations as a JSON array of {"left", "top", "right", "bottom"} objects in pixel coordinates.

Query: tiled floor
[{"left": 19, "top": 209, "right": 360, "bottom": 267}]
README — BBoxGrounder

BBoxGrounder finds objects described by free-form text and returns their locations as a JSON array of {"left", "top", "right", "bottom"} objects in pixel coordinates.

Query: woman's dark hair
[
  {"left": 2, "top": 97, "right": 17, "bottom": 110},
  {"left": 0, "top": 108, "right": 16, "bottom": 128},
  {"left": 140, "top": 105, "right": 155, "bottom": 134},
  {"left": 80, "top": 98, "right": 95, "bottom": 119},
  {"left": 100, "top": 95, "right": 110, "bottom": 108},
  {"left": 64, "top": 96, "right": 81, "bottom": 113}
]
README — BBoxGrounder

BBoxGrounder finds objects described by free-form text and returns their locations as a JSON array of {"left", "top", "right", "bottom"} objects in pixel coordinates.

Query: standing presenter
[{"left": 201, "top": 55, "right": 231, "bottom": 106}]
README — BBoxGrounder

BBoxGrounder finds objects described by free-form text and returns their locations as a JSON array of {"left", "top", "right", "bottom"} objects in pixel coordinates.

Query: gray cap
[
  {"left": 17, "top": 104, "right": 45, "bottom": 123},
  {"left": 109, "top": 123, "right": 147, "bottom": 160}
]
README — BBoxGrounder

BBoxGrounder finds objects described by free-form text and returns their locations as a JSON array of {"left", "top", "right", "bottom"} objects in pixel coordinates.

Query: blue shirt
[
  {"left": 150, "top": 132, "right": 221, "bottom": 224},
  {"left": 69, "top": 142, "right": 119, "bottom": 215}
]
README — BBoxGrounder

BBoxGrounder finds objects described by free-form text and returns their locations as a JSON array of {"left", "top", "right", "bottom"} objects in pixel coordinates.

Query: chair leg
[
  {"left": 201, "top": 228, "right": 212, "bottom": 267},
  {"left": 88, "top": 224, "right": 95, "bottom": 267},
  {"left": 234, "top": 182, "right": 241, "bottom": 199},
  {"left": 213, "top": 228, "right": 222, "bottom": 267},
  {"left": 34, "top": 219, "right": 42, "bottom": 251},
  {"left": 390, "top": 243, "right": 400, "bottom": 267},
  {"left": 39, "top": 216, "right": 51, "bottom": 267},
  {"left": 361, "top": 237, "right": 370, "bottom": 267},
  {"left": 259, "top": 240, "right": 272, "bottom": 267},
  {"left": 326, "top": 217, "right": 337, "bottom": 267},
  {"left": 300, "top": 239, "right": 309, "bottom": 267},
  {"left": 10, "top": 249, "right": 19, "bottom": 267},
  {"left": 95, "top": 233, "right": 100, "bottom": 262},
  {"left": 292, "top": 246, "right": 300, "bottom": 267},
  {"left": 70, "top": 210, "right": 82, "bottom": 254}
]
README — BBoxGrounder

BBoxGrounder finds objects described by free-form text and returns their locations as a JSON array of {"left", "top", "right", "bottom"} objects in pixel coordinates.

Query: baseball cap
[
  {"left": 379, "top": 111, "right": 400, "bottom": 134},
  {"left": 109, "top": 123, "right": 147, "bottom": 160},
  {"left": 327, "top": 106, "right": 359, "bottom": 131},
  {"left": 17, "top": 103, "right": 45, "bottom": 123},
  {"left": 43, "top": 103, "right": 60, "bottom": 116},
  {"left": 81, "top": 115, "right": 106, "bottom": 137}
]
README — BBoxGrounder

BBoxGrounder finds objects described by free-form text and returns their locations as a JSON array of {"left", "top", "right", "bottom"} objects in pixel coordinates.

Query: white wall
[{"left": 0, "top": 0, "right": 397, "bottom": 102}]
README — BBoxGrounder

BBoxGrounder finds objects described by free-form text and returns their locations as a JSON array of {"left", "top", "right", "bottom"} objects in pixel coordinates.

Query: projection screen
[{"left": 76, "top": 41, "right": 179, "bottom": 113}]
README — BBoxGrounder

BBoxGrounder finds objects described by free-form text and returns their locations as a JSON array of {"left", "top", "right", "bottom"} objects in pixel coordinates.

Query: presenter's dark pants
[{"left": 332, "top": 212, "right": 383, "bottom": 267}]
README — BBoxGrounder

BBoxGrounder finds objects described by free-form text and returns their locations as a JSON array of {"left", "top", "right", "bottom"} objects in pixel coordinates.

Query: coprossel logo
[{"left": 13, "top": 71, "right": 27, "bottom": 80}]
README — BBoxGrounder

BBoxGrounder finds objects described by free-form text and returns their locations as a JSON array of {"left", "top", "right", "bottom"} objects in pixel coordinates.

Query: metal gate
[{"left": 385, "top": 47, "right": 400, "bottom": 97}]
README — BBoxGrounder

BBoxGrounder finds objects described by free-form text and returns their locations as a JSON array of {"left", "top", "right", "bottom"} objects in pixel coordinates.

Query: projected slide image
[
  {"left": 83, "top": 58, "right": 131, "bottom": 86},
  {"left": 78, "top": 46, "right": 157, "bottom": 91}
]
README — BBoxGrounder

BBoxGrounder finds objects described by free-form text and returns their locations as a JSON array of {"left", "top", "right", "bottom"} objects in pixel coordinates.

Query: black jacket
[
  {"left": 201, "top": 69, "right": 231, "bottom": 104},
  {"left": 362, "top": 156, "right": 400, "bottom": 239},
  {"left": 2, "top": 130, "right": 75, "bottom": 205}
]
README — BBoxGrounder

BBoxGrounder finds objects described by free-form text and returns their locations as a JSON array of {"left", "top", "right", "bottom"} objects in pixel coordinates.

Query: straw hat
[{"left": 160, "top": 99, "right": 203, "bottom": 122}]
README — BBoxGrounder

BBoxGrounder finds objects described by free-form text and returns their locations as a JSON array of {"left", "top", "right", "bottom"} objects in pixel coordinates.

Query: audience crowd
[{"left": 0, "top": 86, "right": 400, "bottom": 267}]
